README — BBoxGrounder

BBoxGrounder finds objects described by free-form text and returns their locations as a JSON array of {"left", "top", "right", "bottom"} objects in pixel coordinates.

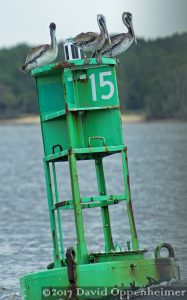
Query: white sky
[{"left": 0, "top": 0, "right": 187, "bottom": 48}]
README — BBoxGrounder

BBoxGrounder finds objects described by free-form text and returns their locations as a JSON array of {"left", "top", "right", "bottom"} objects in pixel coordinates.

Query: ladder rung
[{"left": 53, "top": 194, "right": 126, "bottom": 210}]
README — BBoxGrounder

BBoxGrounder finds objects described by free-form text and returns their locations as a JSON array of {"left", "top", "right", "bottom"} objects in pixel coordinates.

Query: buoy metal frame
[{"left": 19, "top": 58, "right": 180, "bottom": 300}]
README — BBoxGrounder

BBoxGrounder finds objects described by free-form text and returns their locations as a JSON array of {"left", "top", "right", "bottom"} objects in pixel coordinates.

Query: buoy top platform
[{"left": 32, "top": 57, "right": 117, "bottom": 75}]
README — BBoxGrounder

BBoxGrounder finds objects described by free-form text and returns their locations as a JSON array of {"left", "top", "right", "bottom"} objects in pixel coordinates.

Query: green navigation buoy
[{"left": 20, "top": 58, "right": 180, "bottom": 300}]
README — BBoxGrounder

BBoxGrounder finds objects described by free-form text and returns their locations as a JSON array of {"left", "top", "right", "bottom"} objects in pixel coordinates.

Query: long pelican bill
[
  {"left": 105, "top": 29, "right": 111, "bottom": 44},
  {"left": 100, "top": 17, "right": 111, "bottom": 44},
  {"left": 130, "top": 21, "right": 137, "bottom": 45}
]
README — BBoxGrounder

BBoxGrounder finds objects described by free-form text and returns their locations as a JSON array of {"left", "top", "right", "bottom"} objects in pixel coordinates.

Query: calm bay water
[{"left": 0, "top": 122, "right": 187, "bottom": 299}]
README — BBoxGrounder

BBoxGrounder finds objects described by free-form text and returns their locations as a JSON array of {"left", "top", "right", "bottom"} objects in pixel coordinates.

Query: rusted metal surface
[
  {"left": 155, "top": 257, "right": 180, "bottom": 282},
  {"left": 52, "top": 61, "right": 75, "bottom": 70},
  {"left": 66, "top": 247, "right": 77, "bottom": 297},
  {"left": 55, "top": 200, "right": 70, "bottom": 209}
]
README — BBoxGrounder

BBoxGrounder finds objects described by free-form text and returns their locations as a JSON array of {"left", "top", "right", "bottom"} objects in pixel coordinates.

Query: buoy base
[{"left": 20, "top": 250, "right": 180, "bottom": 300}]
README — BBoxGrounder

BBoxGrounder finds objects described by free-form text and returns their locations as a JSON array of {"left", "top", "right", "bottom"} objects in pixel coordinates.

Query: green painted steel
[
  {"left": 95, "top": 158, "right": 113, "bottom": 253},
  {"left": 20, "top": 256, "right": 180, "bottom": 300},
  {"left": 34, "top": 59, "right": 123, "bottom": 157},
  {"left": 68, "top": 152, "right": 88, "bottom": 264},
  {"left": 20, "top": 58, "right": 180, "bottom": 299},
  {"left": 51, "top": 162, "right": 65, "bottom": 263},
  {"left": 43, "top": 161, "right": 61, "bottom": 268}
]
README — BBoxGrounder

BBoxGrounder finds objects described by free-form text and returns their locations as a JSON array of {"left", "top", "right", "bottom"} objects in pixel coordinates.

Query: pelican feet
[
  {"left": 83, "top": 57, "right": 90, "bottom": 65},
  {"left": 96, "top": 55, "right": 103, "bottom": 64}
]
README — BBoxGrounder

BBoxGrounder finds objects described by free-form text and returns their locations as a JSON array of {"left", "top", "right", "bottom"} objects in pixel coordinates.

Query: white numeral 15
[{"left": 89, "top": 71, "right": 115, "bottom": 101}]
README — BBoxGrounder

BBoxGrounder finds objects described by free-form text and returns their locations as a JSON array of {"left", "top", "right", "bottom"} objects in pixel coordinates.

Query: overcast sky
[{"left": 0, "top": 0, "right": 187, "bottom": 48}]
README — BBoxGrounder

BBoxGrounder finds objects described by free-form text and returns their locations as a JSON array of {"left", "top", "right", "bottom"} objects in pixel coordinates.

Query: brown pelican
[
  {"left": 97, "top": 12, "right": 137, "bottom": 58},
  {"left": 20, "top": 23, "right": 58, "bottom": 72},
  {"left": 73, "top": 14, "right": 111, "bottom": 64}
]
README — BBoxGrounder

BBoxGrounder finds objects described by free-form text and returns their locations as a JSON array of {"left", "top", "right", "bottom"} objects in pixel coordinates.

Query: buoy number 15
[{"left": 89, "top": 71, "right": 115, "bottom": 101}]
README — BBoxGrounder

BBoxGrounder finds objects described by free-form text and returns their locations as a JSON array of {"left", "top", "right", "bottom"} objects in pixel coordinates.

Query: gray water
[{"left": 0, "top": 122, "right": 187, "bottom": 299}]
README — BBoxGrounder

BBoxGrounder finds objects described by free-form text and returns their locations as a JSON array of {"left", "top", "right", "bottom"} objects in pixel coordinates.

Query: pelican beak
[
  {"left": 105, "top": 30, "right": 111, "bottom": 44},
  {"left": 130, "top": 22, "right": 137, "bottom": 45},
  {"left": 101, "top": 19, "right": 111, "bottom": 44}
]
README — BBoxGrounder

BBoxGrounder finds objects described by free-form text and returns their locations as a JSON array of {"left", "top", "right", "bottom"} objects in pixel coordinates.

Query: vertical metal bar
[
  {"left": 52, "top": 162, "right": 66, "bottom": 263},
  {"left": 68, "top": 152, "right": 88, "bottom": 264},
  {"left": 65, "top": 69, "right": 88, "bottom": 263},
  {"left": 43, "top": 161, "right": 61, "bottom": 267},
  {"left": 95, "top": 158, "right": 114, "bottom": 253},
  {"left": 121, "top": 149, "right": 139, "bottom": 251}
]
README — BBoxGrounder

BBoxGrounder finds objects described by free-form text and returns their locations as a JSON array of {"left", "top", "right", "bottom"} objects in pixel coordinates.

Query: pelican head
[
  {"left": 49, "top": 22, "right": 56, "bottom": 31},
  {"left": 97, "top": 14, "right": 111, "bottom": 44},
  {"left": 49, "top": 23, "right": 57, "bottom": 47},
  {"left": 122, "top": 12, "right": 137, "bottom": 45}
]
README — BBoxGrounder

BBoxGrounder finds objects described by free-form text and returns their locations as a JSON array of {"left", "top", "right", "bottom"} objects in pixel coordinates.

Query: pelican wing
[
  {"left": 101, "top": 33, "right": 126, "bottom": 54},
  {"left": 25, "top": 44, "right": 49, "bottom": 64},
  {"left": 74, "top": 32, "right": 97, "bottom": 46}
]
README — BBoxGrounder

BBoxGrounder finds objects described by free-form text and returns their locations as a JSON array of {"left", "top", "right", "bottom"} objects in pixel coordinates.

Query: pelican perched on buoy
[
  {"left": 20, "top": 23, "right": 58, "bottom": 73},
  {"left": 97, "top": 12, "right": 137, "bottom": 58},
  {"left": 73, "top": 14, "right": 111, "bottom": 64}
]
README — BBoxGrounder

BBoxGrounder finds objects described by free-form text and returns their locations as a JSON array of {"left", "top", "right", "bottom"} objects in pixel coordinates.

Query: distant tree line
[{"left": 0, "top": 33, "right": 186, "bottom": 120}]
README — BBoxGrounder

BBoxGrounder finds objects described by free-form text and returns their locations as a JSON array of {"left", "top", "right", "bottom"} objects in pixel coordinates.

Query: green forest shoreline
[{"left": 0, "top": 33, "right": 186, "bottom": 121}]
